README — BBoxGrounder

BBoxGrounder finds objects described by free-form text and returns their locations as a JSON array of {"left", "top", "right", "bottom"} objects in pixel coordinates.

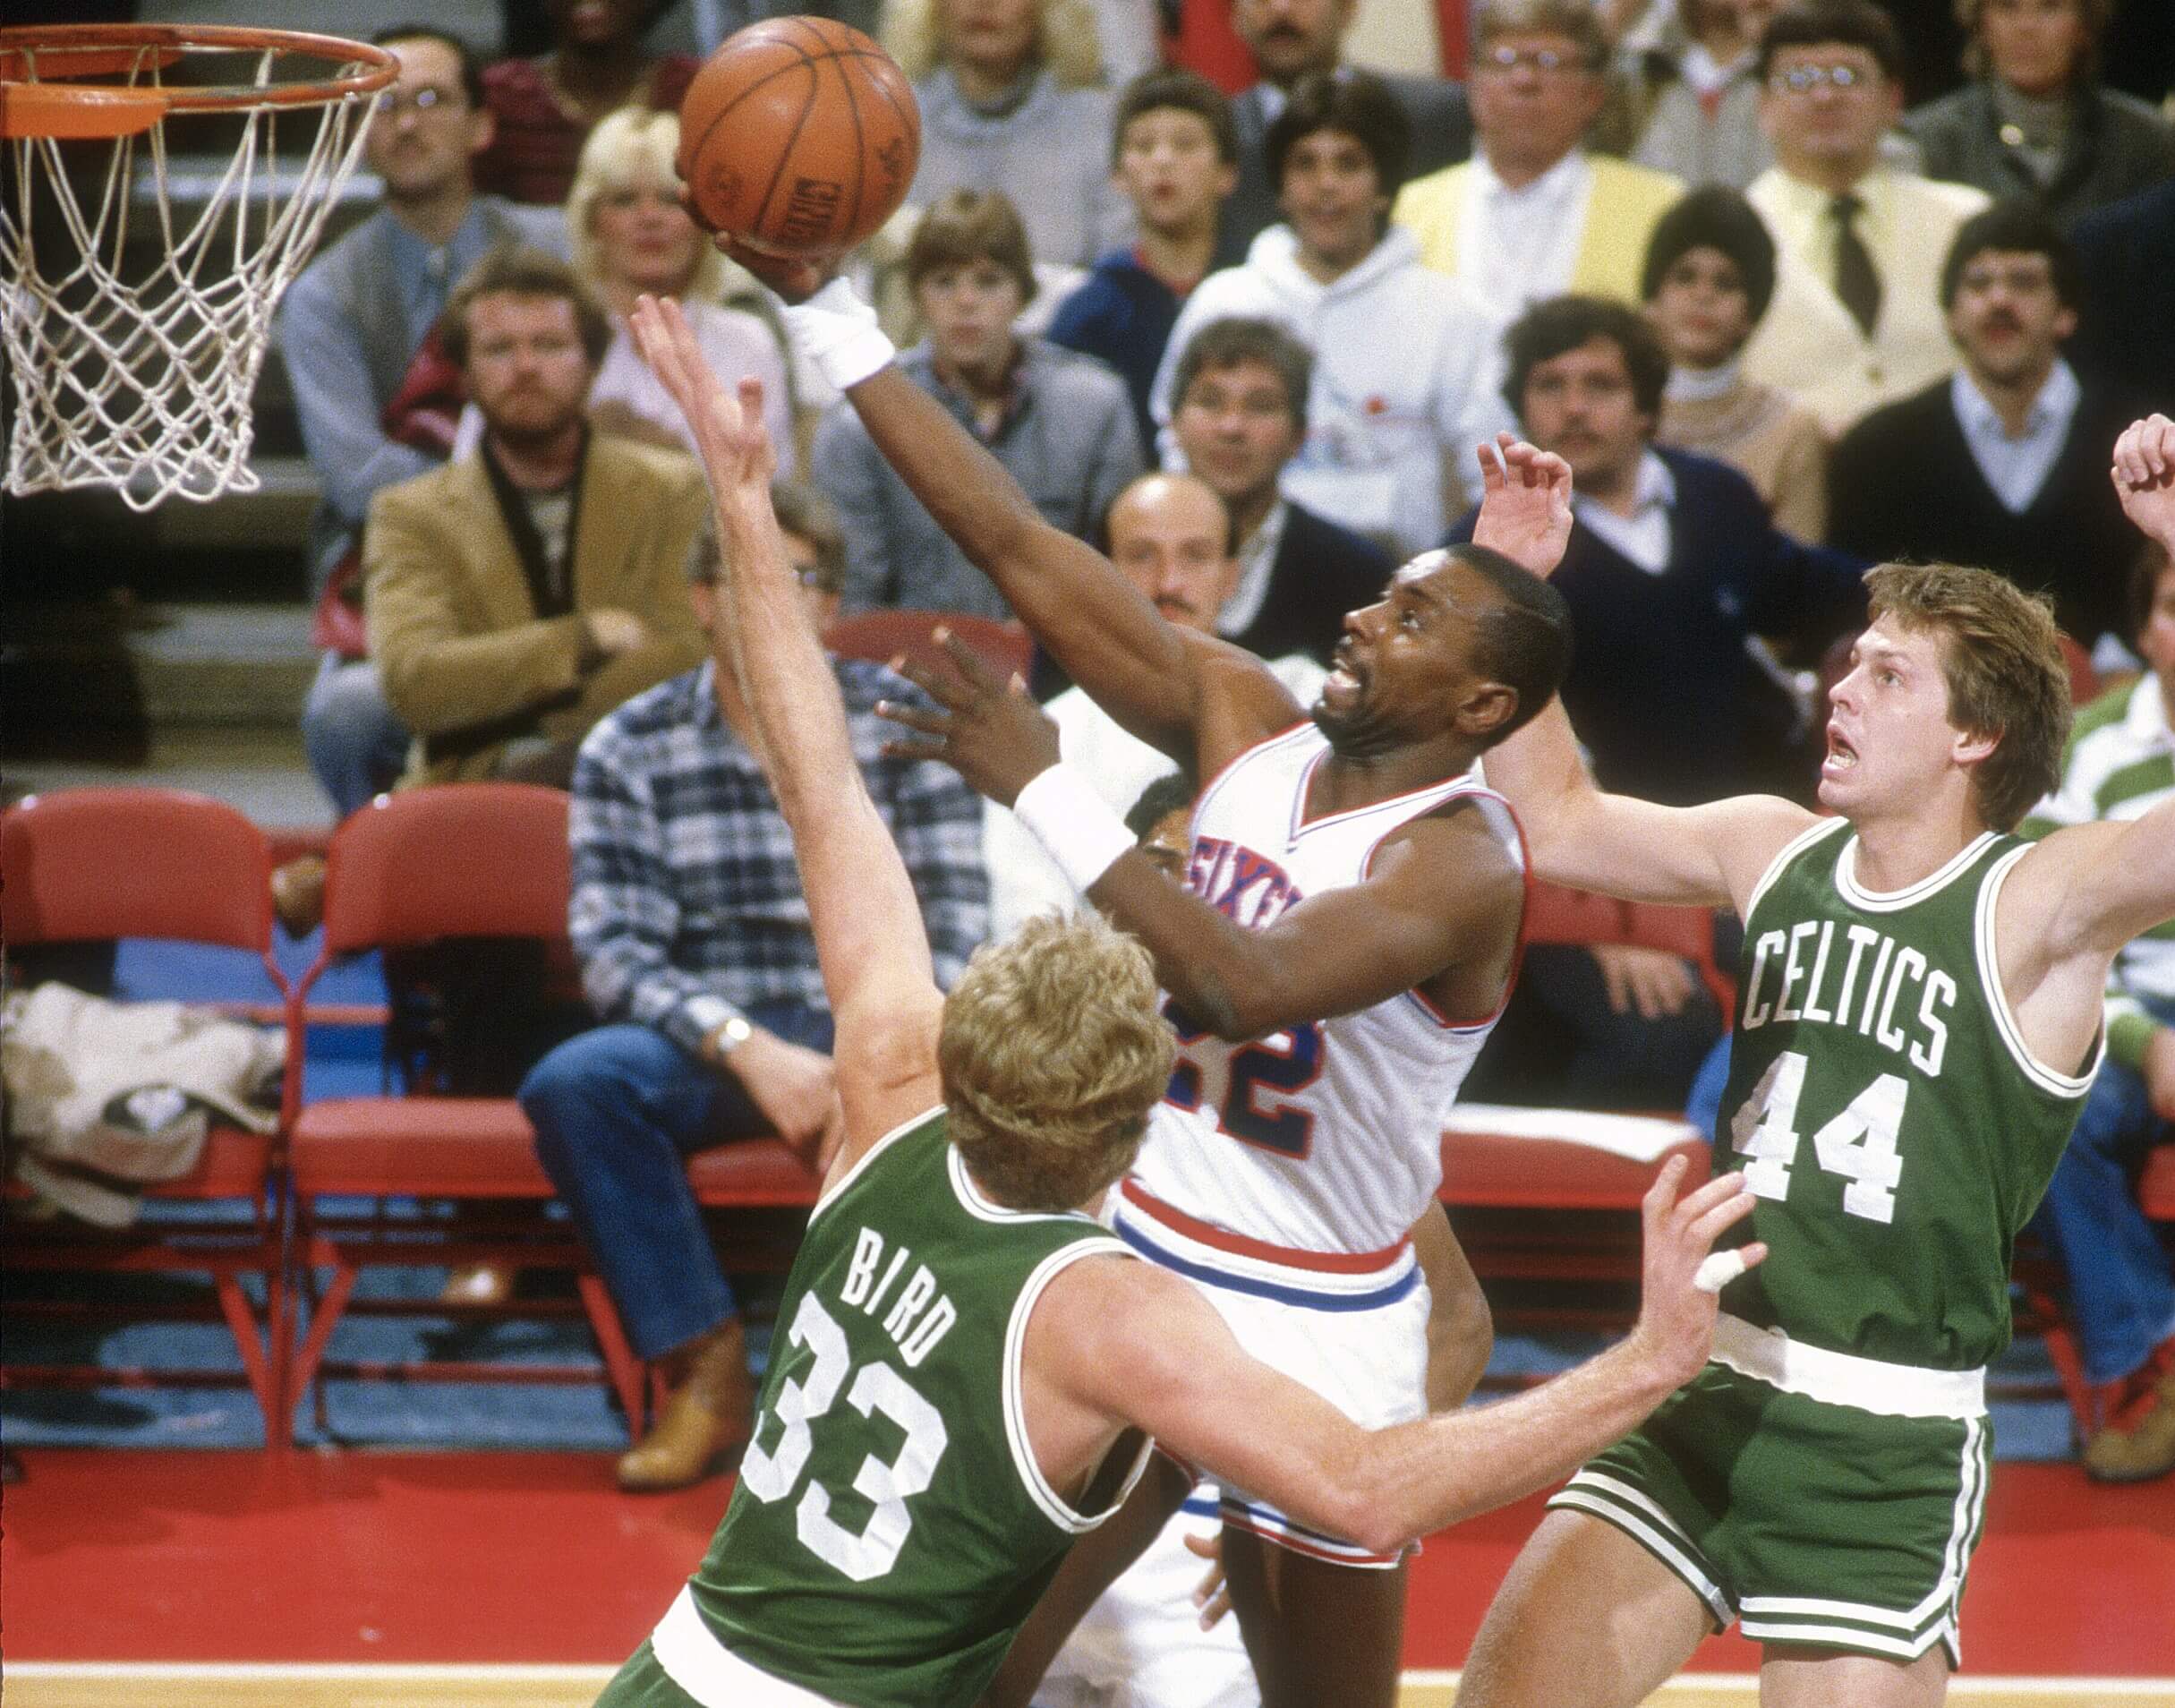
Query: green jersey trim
[
  {"left": 1000, "top": 1240, "right": 1151, "bottom": 1535},
  {"left": 1835, "top": 831, "right": 2000, "bottom": 913},
  {"left": 1743, "top": 814, "right": 1848, "bottom": 925},
  {"left": 810, "top": 1103, "right": 947, "bottom": 1223},
  {"left": 1972, "top": 844, "right": 2104, "bottom": 1098}
]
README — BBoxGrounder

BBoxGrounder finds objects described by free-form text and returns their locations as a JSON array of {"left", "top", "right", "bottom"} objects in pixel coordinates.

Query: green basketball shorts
[{"left": 1550, "top": 1359, "right": 1992, "bottom": 1667}]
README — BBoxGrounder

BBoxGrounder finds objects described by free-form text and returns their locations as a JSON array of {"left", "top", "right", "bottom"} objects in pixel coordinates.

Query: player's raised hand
[
  {"left": 1628, "top": 1156, "right": 1766, "bottom": 1389},
  {"left": 2112, "top": 414, "right": 2175, "bottom": 555},
  {"left": 876, "top": 630, "right": 1062, "bottom": 808},
  {"left": 627, "top": 294, "right": 777, "bottom": 492},
  {"left": 1471, "top": 431, "right": 1574, "bottom": 580}
]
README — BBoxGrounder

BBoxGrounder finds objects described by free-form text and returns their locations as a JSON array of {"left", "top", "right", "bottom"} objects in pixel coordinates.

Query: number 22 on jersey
[
  {"left": 1164, "top": 1000, "right": 1326, "bottom": 1158},
  {"left": 1730, "top": 1049, "right": 1907, "bottom": 1223}
]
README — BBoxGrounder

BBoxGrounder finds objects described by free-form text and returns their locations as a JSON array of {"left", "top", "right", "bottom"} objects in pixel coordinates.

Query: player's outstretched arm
[
  {"left": 1471, "top": 435, "right": 1816, "bottom": 913},
  {"left": 729, "top": 257, "right": 1242, "bottom": 759},
  {"left": 1045, "top": 1157, "right": 1765, "bottom": 1557},
  {"left": 630, "top": 295, "right": 943, "bottom": 1172}
]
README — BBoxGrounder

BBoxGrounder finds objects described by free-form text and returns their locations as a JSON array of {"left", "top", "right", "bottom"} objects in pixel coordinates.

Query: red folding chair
[
  {"left": 823, "top": 609, "right": 1034, "bottom": 682},
  {"left": 0, "top": 788, "right": 290, "bottom": 1438}
]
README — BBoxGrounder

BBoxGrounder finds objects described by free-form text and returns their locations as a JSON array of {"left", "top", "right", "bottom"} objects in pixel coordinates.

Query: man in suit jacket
[
  {"left": 1737, "top": 0, "right": 1991, "bottom": 433},
  {"left": 1164, "top": 316, "right": 1394, "bottom": 666},
  {"left": 1393, "top": 0, "right": 1683, "bottom": 338},
  {"left": 2070, "top": 177, "right": 2175, "bottom": 418},
  {"left": 1830, "top": 201, "right": 2139, "bottom": 658},
  {"left": 1215, "top": 0, "right": 1471, "bottom": 269},
  {"left": 1448, "top": 293, "right": 1867, "bottom": 1113},
  {"left": 365, "top": 249, "right": 705, "bottom": 789}
]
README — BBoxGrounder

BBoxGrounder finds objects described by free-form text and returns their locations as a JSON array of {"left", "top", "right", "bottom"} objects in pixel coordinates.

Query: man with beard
[
  {"left": 364, "top": 245, "right": 705, "bottom": 787},
  {"left": 725, "top": 237, "right": 1568, "bottom": 1706},
  {"left": 1829, "top": 201, "right": 2140, "bottom": 662}
]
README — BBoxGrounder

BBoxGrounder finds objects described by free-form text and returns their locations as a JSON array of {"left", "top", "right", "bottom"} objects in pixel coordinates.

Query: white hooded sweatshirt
[{"left": 1150, "top": 222, "right": 1514, "bottom": 559}]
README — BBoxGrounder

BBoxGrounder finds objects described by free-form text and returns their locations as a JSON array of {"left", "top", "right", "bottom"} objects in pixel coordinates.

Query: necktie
[{"left": 1830, "top": 192, "right": 1881, "bottom": 337}]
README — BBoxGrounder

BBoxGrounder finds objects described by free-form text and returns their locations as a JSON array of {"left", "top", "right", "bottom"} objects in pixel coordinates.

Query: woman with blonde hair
[
  {"left": 882, "top": 0, "right": 1135, "bottom": 269},
  {"left": 559, "top": 108, "right": 798, "bottom": 472}
]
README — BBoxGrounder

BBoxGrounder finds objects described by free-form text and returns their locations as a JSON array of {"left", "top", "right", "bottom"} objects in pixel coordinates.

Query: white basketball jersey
[{"left": 1129, "top": 723, "right": 1524, "bottom": 1256}]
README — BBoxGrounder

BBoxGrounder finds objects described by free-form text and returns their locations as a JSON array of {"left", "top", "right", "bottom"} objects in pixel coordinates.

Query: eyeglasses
[
  {"left": 1768, "top": 63, "right": 1874, "bottom": 95},
  {"left": 1474, "top": 44, "right": 1594, "bottom": 78},
  {"left": 373, "top": 85, "right": 464, "bottom": 117}
]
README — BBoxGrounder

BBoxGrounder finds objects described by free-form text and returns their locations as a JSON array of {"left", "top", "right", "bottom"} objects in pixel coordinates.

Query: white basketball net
[{"left": 2, "top": 44, "right": 380, "bottom": 508}]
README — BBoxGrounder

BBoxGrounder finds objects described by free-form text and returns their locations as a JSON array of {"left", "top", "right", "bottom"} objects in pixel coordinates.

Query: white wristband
[
  {"left": 779, "top": 275, "right": 896, "bottom": 392},
  {"left": 1013, "top": 764, "right": 1136, "bottom": 899}
]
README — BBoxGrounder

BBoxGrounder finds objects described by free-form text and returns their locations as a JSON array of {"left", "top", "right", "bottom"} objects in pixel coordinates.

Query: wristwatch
[{"left": 712, "top": 1015, "right": 755, "bottom": 1058}]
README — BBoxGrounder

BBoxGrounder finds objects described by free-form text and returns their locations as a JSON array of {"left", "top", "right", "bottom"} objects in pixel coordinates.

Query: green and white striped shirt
[{"left": 2023, "top": 674, "right": 2175, "bottom": 1068}]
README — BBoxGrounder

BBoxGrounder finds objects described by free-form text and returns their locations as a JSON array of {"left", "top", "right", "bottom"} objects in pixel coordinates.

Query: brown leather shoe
[
  {"left": 270, "top": 854, "right": 328, "bottom": 938},
  {"left": 2083, "top": 1342, "right": 2175, "bottom": 1483},
  {"left": 617, "top": 1317, "right": 755, "bottom": 1493}
]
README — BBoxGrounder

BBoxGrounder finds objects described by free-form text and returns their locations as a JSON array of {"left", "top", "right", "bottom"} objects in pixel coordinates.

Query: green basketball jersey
[
  {"left": 676, "top": 1107, "right": 1145, "bottom": 1708},
  {"left": 1717, "top": 817, "right": 2097, "bottom": 1371}
]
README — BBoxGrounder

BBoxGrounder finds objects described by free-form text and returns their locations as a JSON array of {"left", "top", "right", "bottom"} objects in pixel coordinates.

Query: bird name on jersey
[
  {"left": 834, "top": 1225, "right": 959, "bottom": 1369},
  {"left": 1739, "top": 916, "right": 1958, "bottom": 1075},
  {"left": 1187, "top": 837, "right": 1305, "bottom": 927}
]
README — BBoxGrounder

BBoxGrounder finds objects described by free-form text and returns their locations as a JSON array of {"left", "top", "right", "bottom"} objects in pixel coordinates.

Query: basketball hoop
[{"left": 0, "top": 25, "right": 396, "bottom": 508}]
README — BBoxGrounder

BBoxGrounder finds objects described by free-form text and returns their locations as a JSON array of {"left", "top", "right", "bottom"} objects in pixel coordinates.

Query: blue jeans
[
  {"left": 519, "top": 1004, "right": 834, "bottom": 1361},
  {"left": 303, "top": 654, "right": 410, "bottom": 818},
  {"left": 2028, "top": 1016, "right": 2175, "bottom": 1385}
]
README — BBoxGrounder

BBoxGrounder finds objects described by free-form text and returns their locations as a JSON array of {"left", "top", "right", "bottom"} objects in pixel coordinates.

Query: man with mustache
[{"left": 1828, "top": 200, "right": 2140, "bottom": 662}]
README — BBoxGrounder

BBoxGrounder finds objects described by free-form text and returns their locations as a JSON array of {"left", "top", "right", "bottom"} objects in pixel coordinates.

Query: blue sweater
[
  {"left": 1045, "top": 249, "right": 1182, "bottom": 464},
  {"left": 1449, "top": 448, "right": 1868, "bottom": 807}
]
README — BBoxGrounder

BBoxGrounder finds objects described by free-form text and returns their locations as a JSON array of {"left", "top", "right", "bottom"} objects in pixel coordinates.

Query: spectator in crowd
[
  {"left": 1448, "top": 297, "right": 1862, "bottom": 1111},
  {"left": 884, "top": 0, "right": 1133, "bottom": 270},
  {"left": 1904, "top": 0, "right": 2175, "bottom": 233},
  {"left": 1394, "top": 0, "right": 1685, "bottom": 339},
  {"left": 450, "top": 109, "right": 798, "bottom": 473},
  {"left": 1738, "top": 0, "right": 1992, "bottom": 432},
  {"left": 1163, "top": 316, "right": 1394, "bottom": 664},
  {"left": 520, "top": 482, "right": 990, "bottom": 1492},
  {"left": 280, "top": 25, "right": 567, "bottom": 837},
  {"left": 1451, "top": 295, "right": 1866, "bottom": 807},
  {"left": 365, "top": 247, "right": 707, "bottom": 790},
  {"left": 1214, "top": 0, "right": 1473, "bottom": 268},
  {"left": 1622, "top": 0, "right": 1782, "bottom": 189},
  {"left": 1828, "top": 201, "right": 2138, "bottom": 657},
  {"left": 1152, "top": 71, "right": 1511, "bottom": 558},
  {"left": 2023, "top": 503, "right": 2175, "bottom": 1486},
  {"left": 2070, "top": 177, "right": 2175, "bottom": 414},
  {"left": 982, "top": 471, "right": 1325, "bottom": 935},
  {"left": 1643, "top": 184, "right": 1830, "bottom": 539},
  {"left": 813, "top": 190, "right": 1142, "bottom": 619},
  {"left": 1047, "top": 70, "right": 1241, "bottom": 461},
  {"left": 474, "top": 0, "right": 695, "bottom": 205}
]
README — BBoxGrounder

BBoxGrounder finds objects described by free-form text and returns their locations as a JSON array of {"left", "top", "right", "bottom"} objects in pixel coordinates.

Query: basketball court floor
[{"left": 4, "top": 1446, "right": 2170, "bottom": 1706}]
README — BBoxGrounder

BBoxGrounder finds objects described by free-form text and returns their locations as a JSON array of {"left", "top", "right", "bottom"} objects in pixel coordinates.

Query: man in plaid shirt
[{"left": 519, "top": 483, "right": 989, "bottom": 1493}]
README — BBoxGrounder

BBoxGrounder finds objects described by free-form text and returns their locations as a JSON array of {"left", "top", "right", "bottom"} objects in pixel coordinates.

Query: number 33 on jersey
[{"left": 1713, "top": 817, "right": 2095, "bottom": 1371}]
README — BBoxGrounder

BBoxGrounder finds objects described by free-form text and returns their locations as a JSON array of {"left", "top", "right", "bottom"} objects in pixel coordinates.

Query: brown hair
[
  {"left": 903, "top": 190, "right": 1037, "bottom": 305},
  {"left": 1955, "top": 0, "right": 2108, "bottom": 85},
  {"left": 440, "top": 245, "right": 613, "bottom": 369},
  {"left": 938, "top": 912, "right": 1176, "bottom": 1211},
  {"left": 1472, "top": 0, "right": 1609, "bottom": 64},
  {"left": 1864, "top": 562, "right": 2070, "bottom": 832}
]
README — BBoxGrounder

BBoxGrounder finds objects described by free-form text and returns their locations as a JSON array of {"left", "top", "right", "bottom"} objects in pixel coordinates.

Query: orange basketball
[{"left": 676, "top": 17, "right": 921, "bottom": 260}]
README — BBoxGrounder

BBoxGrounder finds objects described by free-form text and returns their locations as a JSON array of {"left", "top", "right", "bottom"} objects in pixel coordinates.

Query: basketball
[{"left": 676, "top": 17, "right": 920, "bottom": 260}]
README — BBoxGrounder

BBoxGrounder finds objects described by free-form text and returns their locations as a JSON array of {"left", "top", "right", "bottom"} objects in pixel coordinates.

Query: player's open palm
[
  {"left": 875, "top": 631, "right": 1062, "bottom": 809},
  {"left": 627, "top": 294, "right": 776, "bottom": 491},
  {"left": 1471, "top": 431, "right": 1574, "bottom": 580},
  {"left": 2112, "top": 414, "right": 2175, "bottom": 555},
  {"left": 1630, "top": 1156, "right": 1766, "bottom": 1389}
]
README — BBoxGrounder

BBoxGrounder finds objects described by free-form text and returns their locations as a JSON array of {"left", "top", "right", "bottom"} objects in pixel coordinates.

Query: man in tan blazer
[{"left": 365, "top": 246, "right": 706, "bottom": 789}]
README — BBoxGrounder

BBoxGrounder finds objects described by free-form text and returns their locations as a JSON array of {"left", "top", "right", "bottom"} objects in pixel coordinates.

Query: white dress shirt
[
  {"left": 1218, "top": 499, "right": 1291, "bottom": 638},
  {"left": 1456, "top": 149, "right": 1593, "bottom": 325},
  {"left": 1949, "top": 358, "right": 2081, "bottom": 515},
  {"left": 1572, "top": 448, "right": 1677, "bottom": 574}
]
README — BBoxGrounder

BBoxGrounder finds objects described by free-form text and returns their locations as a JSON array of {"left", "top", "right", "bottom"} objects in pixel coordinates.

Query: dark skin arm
[
  {"left": 714, "top": 239, "right": 1299, "bottom": 768},
  {"left": 881, "top": 638, "right": 1522, "bottom": 1042}
]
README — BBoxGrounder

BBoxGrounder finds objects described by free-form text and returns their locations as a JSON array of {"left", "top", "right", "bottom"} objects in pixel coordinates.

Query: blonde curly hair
[
  {"left": 882, "top": 0, "right": 1105, "bottom": 90},
  {"left": 566, "top": 108, "right": 727, "bottom": 303},
  {"left": 939, "top": 911, "right": 1176, "bottom": 1212}
]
